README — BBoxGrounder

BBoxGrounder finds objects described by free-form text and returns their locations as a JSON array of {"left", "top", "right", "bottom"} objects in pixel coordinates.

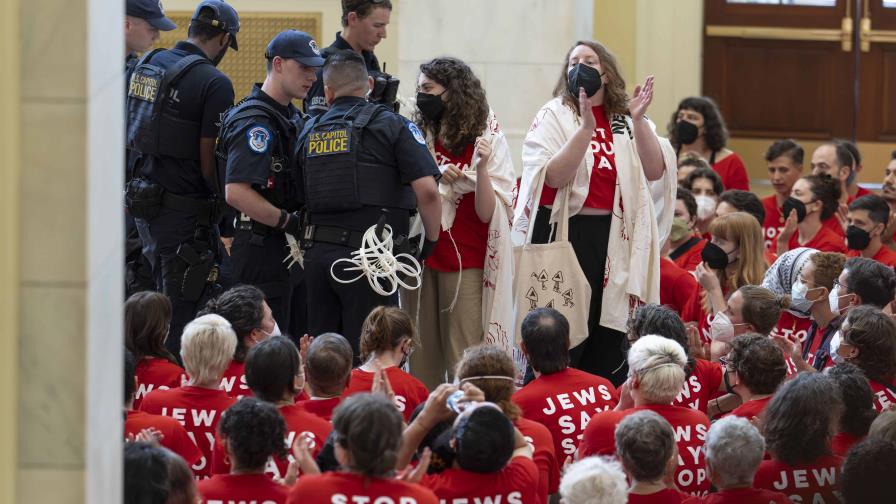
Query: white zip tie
[{"left": 330, "top": 223, "right": 423, "bottom": 297}]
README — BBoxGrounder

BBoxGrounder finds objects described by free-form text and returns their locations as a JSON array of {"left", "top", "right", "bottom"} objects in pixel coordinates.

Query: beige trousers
[{"left": 401, "top": 266, "right": 485, "bottom": 390}]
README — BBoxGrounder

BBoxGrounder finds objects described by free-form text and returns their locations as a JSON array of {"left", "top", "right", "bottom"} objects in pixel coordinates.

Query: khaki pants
[{"left": 401, "top": 266, "right": 485, "bottom": 390}]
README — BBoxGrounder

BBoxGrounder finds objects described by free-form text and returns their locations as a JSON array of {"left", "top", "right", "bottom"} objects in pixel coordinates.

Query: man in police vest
[
  {"left": 296, "top": 50, "right": 441, "bottom": 360},
  {"left": 126, "top": 0, "right": 239, "bottom": 355},
  {"left": 125, "top": 0, "right": 175, "bottom": 298},
  {"left": 304, "top": 0, "right": 397, "bottom": 117},
  {"left": 219, "top": 30, "right": 325, "bottom": 336}
]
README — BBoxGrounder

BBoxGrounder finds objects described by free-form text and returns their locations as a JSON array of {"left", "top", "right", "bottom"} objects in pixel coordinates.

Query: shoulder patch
[
  {"left": 408, "top": 123, "right": 426, "bottom": 145},
  {"left": 247, "top": 124, "right": 271, "bottom": 154}
]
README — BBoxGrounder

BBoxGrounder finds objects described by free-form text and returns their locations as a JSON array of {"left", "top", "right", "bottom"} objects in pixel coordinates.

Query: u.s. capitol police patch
[
  {"left": 408, "top": 123, "right": 426, "bottom": 145},
  {"left": 247, "top": 125, "right": 271, "bottom": 154}
]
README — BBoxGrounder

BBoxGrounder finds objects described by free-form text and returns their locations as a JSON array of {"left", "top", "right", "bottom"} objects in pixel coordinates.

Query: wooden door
[
  {"left": 857, "top": 0, "right": 896, "bottom": 142},
  {"left": 703, "top": 0, "right": 857, "bottom": 140}
]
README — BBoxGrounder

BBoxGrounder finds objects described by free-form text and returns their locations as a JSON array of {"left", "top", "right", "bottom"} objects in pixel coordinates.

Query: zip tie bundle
[{"left": 330, "top": 223, "right": 423, "bottom": 296}]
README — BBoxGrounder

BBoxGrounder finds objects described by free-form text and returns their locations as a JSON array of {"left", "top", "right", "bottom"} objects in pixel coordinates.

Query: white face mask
[
  {"left": 710, "top": 311, "right": 737, "bottom": 343},
  {"left": 829, "top": 330, "right": 844, "bottom": 364},
  {"left": 790, "top": 280, "right": 814, "bottom": 316},
  {"left": 695, "top": 195, "right": 717, "bottom": 221},
  {"left": 828, "top": 284, "right": 851, "bottom": 315},
  {"left": 260, "top": 321, "right": 282, "bottom": 339}
]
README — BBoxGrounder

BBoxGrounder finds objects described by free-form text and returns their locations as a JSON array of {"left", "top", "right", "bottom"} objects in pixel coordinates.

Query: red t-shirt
[
  {"left": 831, "top": 432, "right": 862, "bottom": 457},
  {"left": 847, "top": 185, "right": 873, "bottom": 204},
  {"left": 671, "top": 238, "right": 706, "bottom": 273},
  {"left": 515, "top": 418, "right": 559, "bottom": 504},
  {"left": 579, "top": 404, "right": 711, "bottom": 496},
  {"left": 787, "top": 225, "right": 846, "bottom": 253},
  {"left": 540, "top": 105, "right": 616, "bottom": 210},
  {"left": 512, "top": 367, "right": 618, "bottom": 459},
  {"left": 197, "top": 473, "right": 289, "bottom": 504},
  {"left": 139, "top": 385, "right": 236, "bottom": 478},
  {"left": 133, "top": 357, "right": 184, "bottom": 410},
  {"left": 673, "top": 359, "right": 723, "bottom": 413},
  {"left": 295, "top": 396, "right": 342, "bottom": 422},
  {"left": 628, "top": 488, "right": 701, "bottom": 503},
  {"left": 343, "top": 367, "right": 429, "bottom": 422},
  {"left": 846, "top": 244, "right": 896, "bottom": 267},
  {"left": 660, "top": 257, "right": 702, "bottom": 323},
  {"left": 869, "top": 378, "right": 896, "bottom": 412},
  {"left": 428, "top": 141, "right": 489, "bottom": 272},
  {"left": 770, "top": 312, "right": 814, "bottom": 356},
  {"left": 219, "top": 360, "right": 251, "bottom": 399},
  {"left": 421, "top": 456, "right": 539, "bottom": 504},
  {"left": 726, "top": 396, "right": 772, "bottom": 421},
  {"left": 124, "top": 410, "right": 202, "bottom": 466},
  {"left": 762, "top": 195, "right": 785, "bottom": 251},
  {"left": 212, "top": 402, "right": 332, "bottom": 479},
  {"left": 712, "top": 153, "right": 749, "bottom": 192},
  {"left": 753, "top": 455, "right": 843, "bottom": 504},
  {"left": 287, "top": 471, "right": 438, "bottom": 504},
  {"left": 700, "top": 487, "right": 790, "bottom": 504}
]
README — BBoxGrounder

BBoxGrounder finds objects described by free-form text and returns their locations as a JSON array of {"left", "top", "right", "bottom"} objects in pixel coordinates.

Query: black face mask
[
  {"left": 676, "top": 120, "right": 700, "bottom": 145},
  {"left": 782, "top": 197, "right": 808, "bottom": 223},
  {"left": 846, "top": 225, "right": 872, "bottom": 251},
  {"left": 416, "top": 91, "right": 445, "bottom": 122},
  {"left": 567, "top": 63, "right": 602, "bottom": 98},
  {"left": 702, "top": 241, "right": 735, "bottom": 270}
]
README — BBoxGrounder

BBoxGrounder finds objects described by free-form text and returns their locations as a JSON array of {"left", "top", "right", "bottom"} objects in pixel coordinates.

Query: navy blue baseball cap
[
  {"left": 192, "top": 0, "right": 241, "bottom": 50},
  {"left": 265, "top": 30, "right": 326, "bottom": 67},
  {"left": 126, "top": 0, "right": 176, "bottom": 31}
]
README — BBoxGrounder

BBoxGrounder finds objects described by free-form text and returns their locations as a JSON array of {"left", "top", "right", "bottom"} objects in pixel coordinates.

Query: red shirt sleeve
[{"left": 713, "top": 153, "right": 750, "bottom": 191}]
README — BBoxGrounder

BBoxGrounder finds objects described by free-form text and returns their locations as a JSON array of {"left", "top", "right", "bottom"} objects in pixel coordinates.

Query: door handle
[{"left": 842, "top": 0, "right": 853, "bottom": 52}]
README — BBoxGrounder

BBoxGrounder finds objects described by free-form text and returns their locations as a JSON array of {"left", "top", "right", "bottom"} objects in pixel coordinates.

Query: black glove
[
  {"left": 281, "top": 211, "right": 303, "bottom": 236},
  {"left": 417, "top": 238, "right": 438, "bottom": 261}
]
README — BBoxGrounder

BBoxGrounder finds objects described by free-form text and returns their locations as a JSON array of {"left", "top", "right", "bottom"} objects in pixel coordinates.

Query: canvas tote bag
[{"left": 513, "top": 171, "right": 591, "bottom": 349}]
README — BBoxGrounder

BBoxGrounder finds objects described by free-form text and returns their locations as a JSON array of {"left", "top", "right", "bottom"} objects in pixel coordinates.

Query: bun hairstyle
[
  {"left": 359, "top": 306, "right": 416, "bottom": 362},
  {"left": 332, "top": 394, "right": 404, "bottom": 477},
  {"left": 738, "top": 285, "right": 790, "bottom": 336}
]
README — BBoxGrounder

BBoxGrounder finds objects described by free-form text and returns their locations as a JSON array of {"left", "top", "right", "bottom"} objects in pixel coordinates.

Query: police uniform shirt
[
  {"left": 304, "top": 32, "right": 381, "bottom": 117},
  {"left": 138, "top": 41, "right": 235, "bottom": 197},
  {"left": 302, "top": 96, "right": 440, "bottom": 237},
  {"left": 224, "top": 85, "right": 300, "bottom": 193},
  {"left": 126, "top": 53, "right": 139, "bottom": 93}
]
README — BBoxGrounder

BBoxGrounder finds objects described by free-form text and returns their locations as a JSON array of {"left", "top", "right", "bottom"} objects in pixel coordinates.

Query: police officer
[
  {"left": 304, "top": 0, "right": 394, "bottom": 117},
  {"left": 125, "top": 0, "right": 175, "bottom": 298},
  {"left": 219, "top": 30, "right": 325, "bottom": 336},
  {"left": 126, "top": 0, "right": 240, "bottom": 355},
  {"left": 296, "top": 49, "right": 442, "bottom": 360}
]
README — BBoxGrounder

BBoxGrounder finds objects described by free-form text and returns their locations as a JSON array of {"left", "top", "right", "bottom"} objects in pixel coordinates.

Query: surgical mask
[
  {"left": 828, "top": 284, "right": 853, "bottom": 315},
  {"left": 829, "top": 331, "right": 844, "bottom": 364},
  {"left": 260, "top": 321, "right": 282, "bottom": 339},
  {"left": 710, "top": 311, "right": 737, "bottom": 343},
  {"left": 702, "top": 241, "right": 735, "bottom": 270},
  {"left": 846, "top": 225, "right": 872, "bottom": 251},
  {"left": 669, "top": 217, "right": 691, "bottom": 243},
  {"left": 416, "top": 91, "right": 445, "bottom": 122},
  {"left": 782, "top": 197, "right": 808, "bottom": 223},
  {"left": 676, "top": 120, "right": 700, "bottom": 145},
  {"left": 790, "top": 280, "right": 817, "bottom": 316},
  {"left": 695, "top": 195, "right": 717, "bottom": 221},
  {"left": 567, "top": 63, "right": 603, "bottom": 98}
]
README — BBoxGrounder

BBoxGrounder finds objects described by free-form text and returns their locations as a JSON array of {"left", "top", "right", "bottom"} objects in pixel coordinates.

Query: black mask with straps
[{"left": 567, "top": 63, "right": 603, "bottom": 98}]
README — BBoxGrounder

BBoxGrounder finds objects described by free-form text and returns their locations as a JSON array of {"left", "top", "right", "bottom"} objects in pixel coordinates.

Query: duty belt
[
  {"left": 162, "top": 192, "right": 223, "bottom": 224},
  {"left": 303, "top": 224, "right": 366, "bottom": 250}
]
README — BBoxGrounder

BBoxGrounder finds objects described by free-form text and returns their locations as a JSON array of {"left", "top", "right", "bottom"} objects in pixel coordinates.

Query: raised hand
[
  {"left": 578, "top": 87, "right": 596, "bottom": 132},
  {"left": 630, "top": 75, "right": 655, "bottom": 121}
]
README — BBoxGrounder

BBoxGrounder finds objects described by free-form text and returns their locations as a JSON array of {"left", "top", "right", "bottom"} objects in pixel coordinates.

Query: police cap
[
  {"left": 191, "top": 0, "right": 241, "bottom": 50},
  {"left": 265, "top": 30, "right": 326, "bottom": 67},
  {"left": 126, "top": 0, "right": 176, "bottom": 31}
]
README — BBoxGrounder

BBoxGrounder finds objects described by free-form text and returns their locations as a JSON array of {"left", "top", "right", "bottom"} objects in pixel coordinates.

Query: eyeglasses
[{"left": 718, "top": 356, "right": 735, "bottom": 372}]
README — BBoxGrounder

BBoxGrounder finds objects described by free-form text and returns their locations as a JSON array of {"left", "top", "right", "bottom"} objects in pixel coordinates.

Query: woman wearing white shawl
[
  {"left": 401, "top": 57, "right": 517, "bottom": 389},
  {"left": 513, "top": 41, "right": 677, "bottom": 383}
]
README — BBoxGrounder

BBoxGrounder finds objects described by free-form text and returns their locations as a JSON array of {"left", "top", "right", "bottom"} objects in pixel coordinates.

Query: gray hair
[
  {"left": 181, "top": 314, "right": 237, "bottom": 385},
  {"left": 559, "top": 456, "right": 628, "bottom": 504},
  {"left": 705, "top": 416, "right": 765, "bottom": 488},
  {"left": 615, "top": 410, "right": 675, "bottom": 483},
  {"left": 627, "top": 335, "right": 687, "bottom": 404}
]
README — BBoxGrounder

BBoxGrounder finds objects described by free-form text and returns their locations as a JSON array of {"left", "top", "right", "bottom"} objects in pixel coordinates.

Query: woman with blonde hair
[
  {"left": 695, "top": 211, "right": 768, "bottom": 344},
  {"left": 405, "top": 56, "right": 517, "bottom": 389},
  {"left": 513, "top": 39, "right": 677, "bottom": 383}
]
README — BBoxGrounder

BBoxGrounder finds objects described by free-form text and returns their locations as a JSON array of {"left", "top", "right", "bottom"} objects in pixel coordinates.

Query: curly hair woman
[
  {"left": 668, "top": 96, "right": 749, "bottom": 192},
  {"left": 513, "top": 40, "right": 678, "bottom": 384},
  {"left": 403, "top": 56, "right": 517, "bottom": 389},
  {"left": 199, "top": 397, "right": 290, "bottom": 503}
]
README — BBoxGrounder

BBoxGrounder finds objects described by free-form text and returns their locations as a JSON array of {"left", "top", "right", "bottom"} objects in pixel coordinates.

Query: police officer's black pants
[
  {"left": 230, "top": 231, "right": 305, "bottom": 337},
  {"left": 136, "top": 209, "right": 215, "bottom": 357},
  {"left": 125, "top": 214, "right": 155, "bottom": 298},
  {"left": 531, "top": 207, "right": 628, "bottom": 387},
  {"left": 303, "top": 243, "right": 397, "bottom": 362}
]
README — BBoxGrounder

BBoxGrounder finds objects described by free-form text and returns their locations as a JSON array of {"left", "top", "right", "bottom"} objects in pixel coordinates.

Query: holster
[
  {"left": 124, "top": 178, "right": 164, "bottom": 220},
  {"left": 176, "top": 242, "right": 219, "bottom": 302}
]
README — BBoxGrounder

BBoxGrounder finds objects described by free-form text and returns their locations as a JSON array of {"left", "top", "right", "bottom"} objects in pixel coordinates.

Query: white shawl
[
  {"left": 513, "top": 97, "right": 677, "bottom": 332},
  {"left": 435, "top": 110, "right": 517, "bottom": 355}
]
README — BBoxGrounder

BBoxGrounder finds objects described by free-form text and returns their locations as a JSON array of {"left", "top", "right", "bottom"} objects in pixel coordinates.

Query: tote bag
[{"left": 513, "top": 171, "right": 591, "bottom": 349}]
